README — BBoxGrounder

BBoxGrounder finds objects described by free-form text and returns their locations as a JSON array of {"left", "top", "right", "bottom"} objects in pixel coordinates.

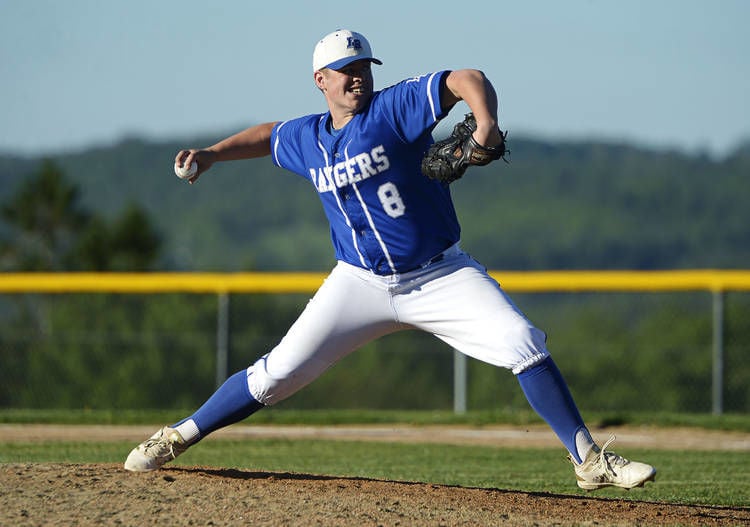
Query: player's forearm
[
  {"left": 207, "top": 122, "right": 278, "bottom": 161},
  {"left": 444, "top": 69, "right": 502, "bottom": 146}
]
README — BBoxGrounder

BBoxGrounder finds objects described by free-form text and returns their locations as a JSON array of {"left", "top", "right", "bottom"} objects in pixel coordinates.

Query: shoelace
[
  {"left": 595, "top": 436, "right": 630, "bottom": 474},
  {"left": 142, "top": 432, "right": 175, "bottom": 458}
]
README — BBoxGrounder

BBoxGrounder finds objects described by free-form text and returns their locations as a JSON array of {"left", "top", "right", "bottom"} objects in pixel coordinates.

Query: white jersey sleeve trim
[
  {"left": 426, "top": 71, "right": 441, "bottom": 123},
  {"left": 271, "top": 120, "right": 288, "bottom": 166}
]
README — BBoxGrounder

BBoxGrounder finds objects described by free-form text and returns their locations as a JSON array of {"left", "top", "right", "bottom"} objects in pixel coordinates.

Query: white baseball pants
[{"left": 247, "top": 246, "right": 550, "bottom": 405}]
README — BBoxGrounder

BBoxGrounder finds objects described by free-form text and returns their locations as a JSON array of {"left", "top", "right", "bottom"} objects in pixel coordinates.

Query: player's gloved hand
[{"left": 421, "top": 113, "right": 508, "bottom": 184}]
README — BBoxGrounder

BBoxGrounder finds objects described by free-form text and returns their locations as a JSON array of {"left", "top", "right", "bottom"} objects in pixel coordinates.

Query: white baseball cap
[{"left": 312, "top": 29, "right": 382, "bottom": 71}]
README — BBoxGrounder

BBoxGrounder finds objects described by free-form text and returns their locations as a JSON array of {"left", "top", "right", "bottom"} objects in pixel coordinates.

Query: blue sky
[{"left": 1, "top": 0, "right": 748, "bottom": 157}]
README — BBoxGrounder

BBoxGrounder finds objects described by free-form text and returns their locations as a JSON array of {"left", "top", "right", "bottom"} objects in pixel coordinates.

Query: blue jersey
[{"left": 271, "top": 70, "right": 460, "bottom": 275}]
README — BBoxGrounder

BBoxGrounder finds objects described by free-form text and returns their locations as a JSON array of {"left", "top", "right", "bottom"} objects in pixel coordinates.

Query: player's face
[{"left": 319, "top": 60, "right": 374, "bottom": 114}]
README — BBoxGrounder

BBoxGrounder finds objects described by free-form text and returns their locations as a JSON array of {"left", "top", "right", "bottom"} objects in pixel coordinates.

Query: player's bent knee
[
  {"left": 246, "top": 366, "right": 292, "bottom": 406},
  {"left": 504, "top": 324, "right": 549, "bottom": 375},
  {"left": 245, "top": 356, "right": 322, "bottom": 406}
]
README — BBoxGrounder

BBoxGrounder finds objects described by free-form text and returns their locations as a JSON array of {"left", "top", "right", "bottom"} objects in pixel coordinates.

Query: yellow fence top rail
[
  {"left": 488, "top": 269, "right": 750, "bottom": 293},
  {"left": 0, "top": 270, "right": 749, "bottom": 294},
  {"left": 0, "top": 272, "right": 324, "bottom": 294}
]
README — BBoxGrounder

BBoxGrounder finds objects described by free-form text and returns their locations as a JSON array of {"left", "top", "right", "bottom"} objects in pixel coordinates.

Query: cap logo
[{"left": 347, "top": 37, "right": 362, "bottom": 50}]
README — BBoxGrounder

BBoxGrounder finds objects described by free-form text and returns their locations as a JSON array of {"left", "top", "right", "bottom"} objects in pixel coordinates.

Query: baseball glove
[{"left": 421, "top": 113, "right": 508, "bottom": 184}]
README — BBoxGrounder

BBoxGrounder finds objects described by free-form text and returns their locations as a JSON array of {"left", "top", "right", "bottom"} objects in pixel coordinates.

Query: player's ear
[{"left": 313, "top": 69, "right": 327, "bottom": 92}]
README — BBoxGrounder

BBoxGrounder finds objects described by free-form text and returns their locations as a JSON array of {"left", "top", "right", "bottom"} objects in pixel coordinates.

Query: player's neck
[
  {"left": 327, "top": 99, "right": 364, "bottom": 130},
  {"left": 326, "top": 116, "right": 344, "bottom": 137},
  {"left": 329, "top": 112, "right": 355, "bottom": 131}
]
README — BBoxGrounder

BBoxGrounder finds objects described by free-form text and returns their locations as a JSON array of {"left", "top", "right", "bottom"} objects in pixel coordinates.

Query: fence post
[
  {"left": 712, "top": 290, "right": 725, "bottom": 415},
  {"left": 453, "top": 349, "right": 467, "bottom": 414},
  {"left": 216, "top": 292, "right": 230, "bottom": 388}
]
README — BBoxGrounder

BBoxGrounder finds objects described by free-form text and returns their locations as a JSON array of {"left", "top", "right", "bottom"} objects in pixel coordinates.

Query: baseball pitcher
[{"left": 126, "top": 29, "right": 655, "bottom": 491}]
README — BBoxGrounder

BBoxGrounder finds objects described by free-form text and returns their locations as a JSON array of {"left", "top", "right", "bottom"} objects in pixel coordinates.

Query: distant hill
[{"left": 1, "top": 133, "right": 748, "bottom": 271}]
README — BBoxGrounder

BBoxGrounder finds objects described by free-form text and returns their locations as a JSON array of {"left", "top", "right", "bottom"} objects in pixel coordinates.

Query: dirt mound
[{"left": 1, "top": 463, "right": 748, "bottom": 526}]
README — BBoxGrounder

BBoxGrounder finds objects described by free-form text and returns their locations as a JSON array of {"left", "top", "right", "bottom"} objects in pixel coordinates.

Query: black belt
[
  {"left": 425, "top": 253, "right": 445, "bottom": 266},
  {"left": 402, "top": 251, "right": 446, "bottom": 273}
]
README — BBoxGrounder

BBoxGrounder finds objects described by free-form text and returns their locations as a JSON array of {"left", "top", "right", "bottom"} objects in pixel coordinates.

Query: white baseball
[{"left": 174, "top": 161, "right": 198, "bottom": 180}]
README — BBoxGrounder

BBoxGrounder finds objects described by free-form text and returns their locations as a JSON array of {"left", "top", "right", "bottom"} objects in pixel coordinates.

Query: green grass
[
  {"left": 2, "top": 408, "right": 749, "bottom": 431},
  {"left": 1, "top": 438, "right": 748, "bottom": 508},
  {"left": 2, "top": 409, "right": 748, "bottom": 508}
]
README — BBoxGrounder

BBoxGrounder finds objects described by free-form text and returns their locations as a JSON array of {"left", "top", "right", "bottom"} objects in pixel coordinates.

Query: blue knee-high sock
[
  {"left": 517, "top": 356, "right": 588, "bottom": 463},
  {"left": 173, "top": 369, "right": 264, "bottom": 441}
]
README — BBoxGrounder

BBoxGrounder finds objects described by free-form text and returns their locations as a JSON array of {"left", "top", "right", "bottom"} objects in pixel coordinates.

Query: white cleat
[
  {"left": 124, "top": 426, "right": 189, "bottom": 472},
  {"left": 572, "top": 436, "right": 656, "bottom": 490}
]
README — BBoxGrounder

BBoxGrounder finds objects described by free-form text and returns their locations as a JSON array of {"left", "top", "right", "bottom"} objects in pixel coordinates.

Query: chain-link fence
[{"left": 0, "top": 273, "right": 748, "bottom": 414}]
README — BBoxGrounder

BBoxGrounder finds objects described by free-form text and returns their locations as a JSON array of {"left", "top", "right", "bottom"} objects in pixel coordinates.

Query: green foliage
[
  {"left": 0, "top": 159, "right": 88, "bottom": 270},
  {"left": 3, "top": 290, "right": 747, "bottom": 412},
  {"left": 514, "top": 293, "right": 716, "bottom": 413},
  {"left": 276, "top": 332, "right": 455, "bottom": 410},
  {"left": 0, "top": 162, "right": 171, "bottom": 407},
  {"left": 725, "top": 293, "right": 750, "bottom": 412},
  {"left": 1, "top": 138, "right": 749, "bottom": 413},
  {"left": 452, "top": 140, "right": 750, "bottom": 270},
  {"left": 2, "top": 134, "right": 748, "bottom": 271},
  {"left": 0, "top": 159, "right": 162, "bottom": 271},
  {"left": 74, "top": 203, "right": 161, "bottom": 271},
  {"left": 0, "top": 294, "right": 217, "bottom": 408}
]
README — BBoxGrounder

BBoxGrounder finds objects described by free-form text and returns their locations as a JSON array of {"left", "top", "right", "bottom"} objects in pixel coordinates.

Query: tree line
[{"left": 0, "top": 137, "right": 748, "bottom": 413}]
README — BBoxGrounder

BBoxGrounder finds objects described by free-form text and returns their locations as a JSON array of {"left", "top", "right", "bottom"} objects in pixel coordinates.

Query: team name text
[{"left": 309, "top": 145, "right": 390, "bottom": 192}]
